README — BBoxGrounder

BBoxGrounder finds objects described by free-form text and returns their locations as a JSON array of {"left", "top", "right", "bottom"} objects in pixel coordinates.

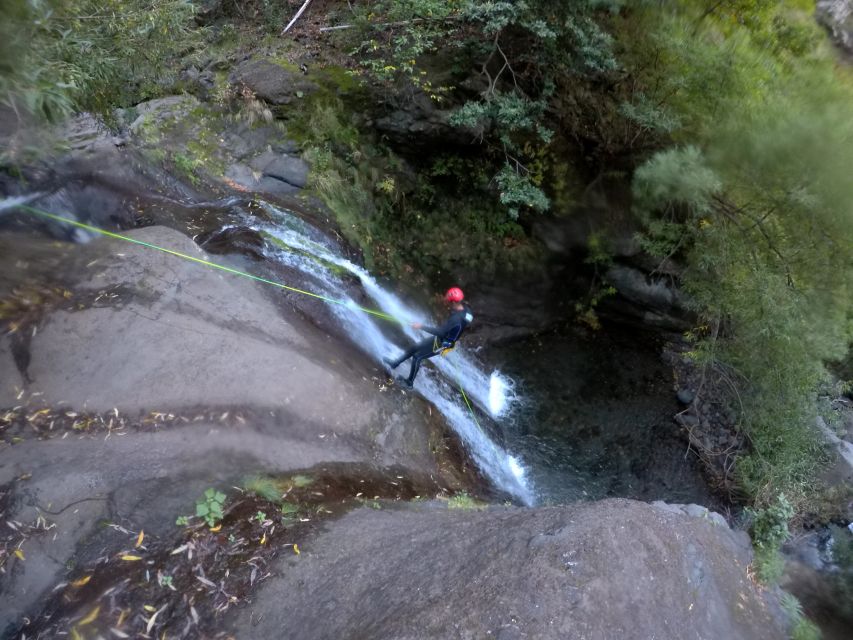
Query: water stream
[
  {"left": 2, "top": 192, "right": 716, "bottom": 509},
  {"left": 237, "top": 201, "right": 535, "bottom": 505}
]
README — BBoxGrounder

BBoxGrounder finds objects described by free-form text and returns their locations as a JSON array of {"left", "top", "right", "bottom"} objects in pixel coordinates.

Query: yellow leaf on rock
[
  {"left": 71, "top": 575, "right": 92, "bottom": 587},
  {"left": 144, "top": 605, "right": 157, "bottom": 613},
  {"left": 209, "top": 524, "right": 221, "bottom": 532},
  {"left": 14, "top": 549, "right": 24, "bottom": 561},
  {"left": 79, "top": 605, "right": 100, "bottom": 626},
  {"left": 70, "top": 627, "right": 83, "bottom": 640},
  {"left": 135, "top": 530, "right": 144, "bottom": 548},
  {"left": 120, "top": 554, "right": 142, "bottom": 561},
  {"left": 293, "top": 544, "right": 300, "bottom": 555},
  {"left": 260, "top": 533, "right": 266, "bottom": 545}
]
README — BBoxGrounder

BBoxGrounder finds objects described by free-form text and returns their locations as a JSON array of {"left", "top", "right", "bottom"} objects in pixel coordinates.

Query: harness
[{"left": 432, "top": 311, "right": 474, "bottom": 356}]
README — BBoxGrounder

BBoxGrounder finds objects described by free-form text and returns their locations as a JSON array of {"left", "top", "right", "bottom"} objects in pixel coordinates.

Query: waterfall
[{"left": 245, "top": 202, "right": 535, "bottom": 505}]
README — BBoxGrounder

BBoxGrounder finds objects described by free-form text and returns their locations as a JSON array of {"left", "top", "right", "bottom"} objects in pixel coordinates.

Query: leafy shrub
[
  {"left": 0, "top": 0, "right": 200, "bottom": 123},
  {"left": 747, "top": 494, "right": 794, "bottom": 584},
  {"left": 196, "top": 488, "right": 227, "bottom": 528}
]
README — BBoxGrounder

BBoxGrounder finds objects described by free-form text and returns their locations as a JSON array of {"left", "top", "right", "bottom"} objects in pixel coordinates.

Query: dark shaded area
[{"left": 497, "top": 321, "right": 720, "bottom": 508}]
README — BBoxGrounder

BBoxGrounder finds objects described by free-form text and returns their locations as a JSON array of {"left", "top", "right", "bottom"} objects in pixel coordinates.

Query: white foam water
[
  {"left": 0, "top": 194, "right": 42, "bottom": 213},
  {"left": 249, "top": 202, "right": 534, "bottom": 504}
]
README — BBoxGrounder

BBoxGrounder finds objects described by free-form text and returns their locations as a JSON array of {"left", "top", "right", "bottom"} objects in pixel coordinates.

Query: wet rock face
[
  {"left": 374, "top": 88, "right": 484, "bottom": 147},
  {"left": 237, "top": 499, "right": 786, "bottom": 640},
  {"left": 229, "top": 59, "right": 318, "bottom": 105},
  {"left": 817, "top": 1, "right": 853, "bottom": 53}
]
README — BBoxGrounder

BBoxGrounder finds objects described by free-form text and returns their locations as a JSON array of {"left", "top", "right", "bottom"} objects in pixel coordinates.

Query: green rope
[
  {"left": 16, "top": 204, "right": 401, "bottom": 324},
  {"left": 16, "top": 203, "right": 488, "bottom": 427},
  {"left": 448, "top": 354, "right": 483, "bottom": 430}
]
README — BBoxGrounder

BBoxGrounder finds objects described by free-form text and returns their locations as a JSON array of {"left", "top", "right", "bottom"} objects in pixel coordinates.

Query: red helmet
[{"left": 445, "top": 287, "right": 464, "bottom": 303}]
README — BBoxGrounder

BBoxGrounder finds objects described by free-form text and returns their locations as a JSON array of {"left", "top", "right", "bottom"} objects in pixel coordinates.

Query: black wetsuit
[{"left": 389, "top": 306, "right": 474, "bottom": 385}]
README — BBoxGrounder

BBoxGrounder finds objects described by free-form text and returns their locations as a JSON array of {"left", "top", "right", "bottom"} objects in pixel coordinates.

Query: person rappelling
[{"left": 383, "top": 287, "right": 473, "bottom": 388}]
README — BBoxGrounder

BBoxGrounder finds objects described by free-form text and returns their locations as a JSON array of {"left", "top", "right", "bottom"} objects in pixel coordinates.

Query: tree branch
[{"left": 282, "top": 0, "right": 313, "bottom": 36}]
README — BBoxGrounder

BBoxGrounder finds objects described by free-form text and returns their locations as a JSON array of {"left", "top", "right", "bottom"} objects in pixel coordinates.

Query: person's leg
[
  {"left": 385, "top": 343, "right": 417, "bottom": 368},
  {"left": 405, "top": 343, "right": 437, "bottom": 385}
]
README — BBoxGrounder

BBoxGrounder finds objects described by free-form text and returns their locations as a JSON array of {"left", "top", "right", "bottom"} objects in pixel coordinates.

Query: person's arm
[{"left": 419, "top": 314, "right": 459, "bottom": 338}]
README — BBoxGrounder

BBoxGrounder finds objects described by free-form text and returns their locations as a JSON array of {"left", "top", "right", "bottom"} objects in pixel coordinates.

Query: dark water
[{"left": 495, "top": 323, "right": 719, "bottom": 508}]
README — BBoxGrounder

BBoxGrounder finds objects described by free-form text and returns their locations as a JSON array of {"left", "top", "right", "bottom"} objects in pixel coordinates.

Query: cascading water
[{"left": 243, "top": 201, "right": 534, "bottom": 505}]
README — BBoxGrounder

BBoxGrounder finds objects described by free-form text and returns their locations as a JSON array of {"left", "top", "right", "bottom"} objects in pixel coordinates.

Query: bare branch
[{"left": 282, "top": 0, "right": 314, "bottom": 36}]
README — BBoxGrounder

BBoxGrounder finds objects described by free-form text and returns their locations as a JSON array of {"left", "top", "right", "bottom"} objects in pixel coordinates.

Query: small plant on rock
[
  {"left": 747, "top": 493, "right": 794, "bottom": 584},
  {"left": 196, "top": 488, "right": 227, "bottom": 528}
]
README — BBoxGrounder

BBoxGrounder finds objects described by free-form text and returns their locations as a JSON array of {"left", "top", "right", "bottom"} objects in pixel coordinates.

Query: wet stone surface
[{"left": 8, "top": 464, "right": 454, "bottom": 640}]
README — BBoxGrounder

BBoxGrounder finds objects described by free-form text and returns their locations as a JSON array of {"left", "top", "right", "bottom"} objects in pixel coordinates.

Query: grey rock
[
  {"left": 129, "top": 95, "right": 198, "bottom": 135},
  {"left": 374, "top": 88, "right": 482, "bottom": 146},
  {"left": 248, "top": 149, "right": 310, "bottom": 188},
  {"left": 258, "top": 175, "right": 301, "bottom": 196},
  {"left": 55, "top": 113, "right": 126, "bottom": 153},
  {"left": 223, "top": 162, "right": 301, "bottom": 196},
  {"left": 0, "top": 226, "right": 445, "bottom": 630},
  {"left": 229, "top": 59, "right": 317, "bottom": 105},
  {"left": 264, "top": 155, "right": 309, "bottom": 188},
  {"left": 220, "top": 125, "right": 280, "bottom": 160},
  {"left": 237, "top": 499, "right": 785, "bottom": 640},
  {"left": 606, "top": 264, "right": 685, "bottom": 311},
  {"left": 247, "top": 149, "right": 280, "bottom": 172},
  {"left": 180, "top": 66, "right": 216, "bottom": 100},
  {"left": 677, "top": 388, "right": 695, "bottom": 404},
  {"left": 817, "top": 1, "right": 853, "bottom": 53}
]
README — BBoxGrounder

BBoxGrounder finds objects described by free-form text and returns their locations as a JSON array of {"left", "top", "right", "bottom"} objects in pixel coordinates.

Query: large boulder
[
  {"left": 236, "top": 499, "right": 786, "bottom": 639},
  {"left": 0, "top": 226, "right": 453, "bottom": 631},
  {"left": 229, "top": 59, "right": 318, "bottom": 105}
]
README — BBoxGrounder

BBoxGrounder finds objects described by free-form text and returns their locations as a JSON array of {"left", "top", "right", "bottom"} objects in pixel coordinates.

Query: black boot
[
  {"left": 383, "top": 356, "right": 399, "bottom": 369},
  {"left": 395, "top": 376, "right": 413, "bottom": 389}
]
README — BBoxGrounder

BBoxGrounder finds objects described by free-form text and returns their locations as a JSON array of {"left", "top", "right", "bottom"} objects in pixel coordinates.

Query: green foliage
[
  {"left": 828, "top": 524, "right": 853, "bottom": 620},
  {"left": 290, "top": 474, "right": 315, "bottom": 488},
  {"left": 343, "top": 0, "right": 620, "bottom": 218},
  {"left": 175, "top": 515, "right": 190, "bottom": 526},
  {"left": 629, "top": 1, "right": 853, "bottom": 505},
  {"left": 447, "top": 491, "right": 487, "bottom": 510},
  {"left": 0, "top": 0, "right": 200, "bottom": 123},
  {"left": 172, "top": 152, "right": 201, "bottom": 185},
  {"left": 791, "top": 619, "right": 822, "bottom": 640},
  {"left": 195, "top": 488, "right": 227, "bottom": 528},
  {"left": 747, "top": 494, "right": 793, "bottom": 585},
  {"left": 243, "top": 475, "right": 282, "bottom": 503},
  {"left": 294, "top": 97, "right": 542, "bottom": 280},
  {"left": 749, "top": 494, "right": 794, "bottom": 550},
  {"left": 495, "top": 163, "right": 550, "bottom": 220},
  {"left": 780, "top": 593, "right": 822, "bottom": 640}
]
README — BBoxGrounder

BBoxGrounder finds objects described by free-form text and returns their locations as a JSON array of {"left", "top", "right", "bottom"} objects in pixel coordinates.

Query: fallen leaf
[
  {"left": 209, "top": 524, "right": 221, "bottom": 533},
  {"left": 146, "top": 604, "right": 167, "bottom": 633},
  {"left": 143, "top": 605, "right": 157, "bottom": 613},
  {"left": 79, "top": 605, "right": 100, "bottom": 626},
  {"left": 293, "top": 544, "right": 300, "bottom": 555},
  {"left": 71, "top": 575, "right": 92, "bottom": 587},
  {"left": 120, "top": 554, "right": 142, "bottom": 561},
  {"left": 71, "top": 627, "right": 83, "bottom": 640},
  {"left": 260, "top": 533, "right": 266, "bottom": 545},
  {"left": 135, "top": 530, "right": 144, "bottom": 548},
  {"left": 110, "top": 629, "right": 130, "bottom": 638},
  {"left": 117, "top": 609, "right": 128, "bottom": 627},
  {"left": 14, "top": 549, "right": 24, "bottom": 561}
]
